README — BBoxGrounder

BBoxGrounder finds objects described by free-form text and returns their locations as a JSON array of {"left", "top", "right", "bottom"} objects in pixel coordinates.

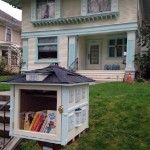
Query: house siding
[
  {"left": 12, "top": 30, "right": 22, "bottom": 46},
  {"left": 61, "top": 0, "right": 81, "bottom": 18},
  {"left": 27, "top": 36, "right": 68, "bottom": 70},
  {"left": 0, "top": 25, "right": 5, "bottom": 41},
  {"left": 22, "top": 0, "right": 138, "bottom": 32}
]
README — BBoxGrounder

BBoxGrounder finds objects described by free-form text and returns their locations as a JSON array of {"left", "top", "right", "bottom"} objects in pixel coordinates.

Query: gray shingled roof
[
  {"left": 2, "top": 65, "right": 95, "bottom": 85},
  {"left": 0, "top": 9, "right": 21, "bottom": 30}
]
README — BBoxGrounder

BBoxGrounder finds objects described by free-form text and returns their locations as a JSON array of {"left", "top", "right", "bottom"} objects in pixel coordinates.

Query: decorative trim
[
  {"left": 22, "top": 23, "right": 138, "bottom": 38},
  {"left": 68, "top": 36, "right": 77, "bottom": 66},
  {"left": 125, "top": 31, "right": 136, "bottom": 71},
  {"left": 22, "top": 39, "right": 28, "bottom": 69},
  {"left": 31, "top": 0, "right": 36, "bottom": 21},
  {"left": 32, "top": 12, "right": 119, "bottom": 27}
]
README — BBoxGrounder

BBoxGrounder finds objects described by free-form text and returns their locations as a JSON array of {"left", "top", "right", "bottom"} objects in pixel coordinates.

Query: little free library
[{"left": 2, "top": 65, "right": 94, "bottom": 146}]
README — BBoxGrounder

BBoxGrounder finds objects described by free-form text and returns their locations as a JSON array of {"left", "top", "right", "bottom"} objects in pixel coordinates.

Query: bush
[{"left": 0, "top": 57, "right": 5, "bottom": 72}]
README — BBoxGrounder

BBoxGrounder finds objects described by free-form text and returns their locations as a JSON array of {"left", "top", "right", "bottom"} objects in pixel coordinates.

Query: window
[
  {"left": 108, "top": 37, "right": 127, "bottom": 58},
  {"left": 37, "top": 0, "right": 55, "bottom": 20},
  {"left": 88, "top": 0, "right": 111, "bottom": 14},
  {"left": 37, "top": 37, "right": 58, "bottom": 60},
  {"left": 6, "top": 28, "right": 11, "bottom": 42}
]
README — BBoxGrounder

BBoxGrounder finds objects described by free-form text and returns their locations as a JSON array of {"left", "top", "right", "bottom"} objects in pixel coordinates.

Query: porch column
[
  {"left": 125, "top": 31, "right": 136, "bottom": 80},
  {"left": 22, "top": 39, "right": 28, "bottom": 71},
  {"left": 68, "top": 36, "right": 78, "bottom": 67},
  {"left": 8, "top": 50, "right": 11, "bottom": 66}
]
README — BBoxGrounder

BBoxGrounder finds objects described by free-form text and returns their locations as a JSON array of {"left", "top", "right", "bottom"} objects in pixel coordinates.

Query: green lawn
[
  {"left": 0, "top": 78, "right": 149, "bottom": 150},
  {"left": 64, "top": 82, "right": 150, "bottom": 150},
  {"left": 0, "top": 75, "right": 10, "bottom": 91}
]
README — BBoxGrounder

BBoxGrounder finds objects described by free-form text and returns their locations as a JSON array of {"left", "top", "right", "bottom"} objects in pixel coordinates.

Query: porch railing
[
  {"left": 69, "top": 58, "right": 78, "bottom": 72},
  {"left": 0, "top": 100, "right": 12, "bottom": 150}
]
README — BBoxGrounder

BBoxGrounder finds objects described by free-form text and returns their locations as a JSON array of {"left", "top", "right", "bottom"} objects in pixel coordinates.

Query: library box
[{"left": 2, "top": 65, "right": 94, "bottom": 145}]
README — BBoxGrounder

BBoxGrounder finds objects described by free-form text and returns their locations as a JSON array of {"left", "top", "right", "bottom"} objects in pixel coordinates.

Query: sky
[{"left": 0, "top": 0, "right": 22, "bottom": 21}]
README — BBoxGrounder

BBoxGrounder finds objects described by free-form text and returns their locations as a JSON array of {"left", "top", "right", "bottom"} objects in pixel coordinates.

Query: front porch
[
  {"left": 68, "top": 31, "right": 136, "bottom": 82},
  {"left": 76, "top": 70, "right": 125, "bottom": 82}
]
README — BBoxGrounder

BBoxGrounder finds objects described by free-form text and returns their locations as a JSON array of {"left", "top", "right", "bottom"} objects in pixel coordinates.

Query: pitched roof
[
  {"left": 0, "top": 9, "right": 21, "bottom": 30},
  {"left": 2, "top": 65, "right": 95, "bottom": 85}
]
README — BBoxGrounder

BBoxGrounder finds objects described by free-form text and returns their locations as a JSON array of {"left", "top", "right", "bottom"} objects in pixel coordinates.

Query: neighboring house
[
  {"left": 0, "top": 9, "right": 22, "bottom": 72},
  {"left": 2, "top": 0, "right": 149, "bottom": 81}
]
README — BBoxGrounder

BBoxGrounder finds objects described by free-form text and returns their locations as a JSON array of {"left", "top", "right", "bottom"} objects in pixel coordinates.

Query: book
[
  {"left": 40, "top": 117, "right": 47, "bottom": 132},
  {"left": 28, "top": 112, "right": 39, "bottom": 130},
  {"left": 24, "top": 112, "right": 35, "bottom": 130},
  {"left": 31, "top": 110, "right": 47, "bottom": 131},
  {"left": 44, "top": 110, "right": 57, "bottom": 134},
  {"left": 31, "top": 113, "right": 40, "bottom": 131},
  {"left": 34, "top": 113, "right": 45, "bottom": 132}
]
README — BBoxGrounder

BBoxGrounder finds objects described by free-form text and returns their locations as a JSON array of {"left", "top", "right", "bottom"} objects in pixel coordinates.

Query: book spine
[
  {"left": 35, "top": 114, "right": 44, "bottom": 132},
  {"left": 31, "top": 113, "right": 40, "bottom": 131},
  {"left": 40, "top": 117, "right": 47, "bottom": 132},
  {"left": 28, "top": 112, "right": 38, "bottom": 130}
]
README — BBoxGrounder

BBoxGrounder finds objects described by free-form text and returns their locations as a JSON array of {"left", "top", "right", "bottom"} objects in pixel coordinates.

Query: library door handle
[{"left": 58, "top": 105, "right": 63, "bottom": 113}]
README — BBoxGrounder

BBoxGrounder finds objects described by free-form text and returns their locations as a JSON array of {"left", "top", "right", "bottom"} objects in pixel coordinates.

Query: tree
[{"left": 135, "top": 22, "right": 150, "bottom": 79}]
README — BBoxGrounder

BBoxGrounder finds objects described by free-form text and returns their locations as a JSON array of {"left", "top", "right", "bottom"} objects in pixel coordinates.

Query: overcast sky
[{"left": 0, "top": 0, "right": 22, "bottom": 21}]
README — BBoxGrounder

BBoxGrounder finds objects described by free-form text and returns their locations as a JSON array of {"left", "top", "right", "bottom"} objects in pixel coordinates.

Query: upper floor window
[
  {"left": 6, "top": 28, "right": 12, "bottom": 42},
  {"left": 37, "top": 0, "right": 55, "bottom": 20},
  {"left": 88, "top": 0, "right": 111, "bottom": 14},
  {"left": 108, "top": 37, "right": 127, "bottom": 58},
  {"left": 37, "top": 37, "right": 58, "bottom": 60}
]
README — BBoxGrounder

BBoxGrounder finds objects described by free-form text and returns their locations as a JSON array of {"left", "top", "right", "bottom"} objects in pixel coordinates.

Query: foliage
[
  {"left": 0, "top": 57, "right": 6, "bottom": 72},
  {"left": 64, "top": 83, "right": 150, "bottom": 150},
  {"left": 19, "top": 140, "right": 40, "bottom": 150},
  {"left": 135, "top": 22, "right": 150, "bottom": 79}
]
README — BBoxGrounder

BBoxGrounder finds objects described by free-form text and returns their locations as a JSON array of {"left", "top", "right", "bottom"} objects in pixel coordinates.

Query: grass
[
  {"left": 0, "top": 75, "right": 11, "bottom": 91},
  {"left": 0, "top": 79, "right": 149, "bottom": 150},
  {"left": 64, "top": 82, "right": 150, "bottom": 150}
]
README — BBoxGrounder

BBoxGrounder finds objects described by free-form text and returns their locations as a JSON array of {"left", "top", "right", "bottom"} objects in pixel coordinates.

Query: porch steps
[
  {"left": 0, "top": 91, "right": 22, "bottom": 150},
  {"left": 77, "top": 70, "right": 125, "bottom": 82}
]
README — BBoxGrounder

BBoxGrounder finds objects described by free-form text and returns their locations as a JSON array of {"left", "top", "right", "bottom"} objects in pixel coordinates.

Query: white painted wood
[
  {"left": 14, "top": 85, "right": 62, "bottom": 142},
  {"left": 81, "top": 0, "right": 87, "bottom": 16},
  {"left": 111, "top": 0, "right": 119, "bottom": 12}
]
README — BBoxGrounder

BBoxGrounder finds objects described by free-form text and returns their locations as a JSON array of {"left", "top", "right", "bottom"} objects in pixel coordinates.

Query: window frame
[
  {"left": 81, "top": 0, "right": 118, "bottom": 16},
  {"left": 87, "top": 0, "right": 112, "bottom": 15},
  {"left": 5, "top": 28, "right": 12, "bottom": 42},
  {"left": 31, "top": 0, "right": 61, "bottom": 22},
  {"left": 107, "top": 36, "right": 127, "bottom": 58},
  {"left": 35, "top": 36, "right": 59, "bottom": 63}
]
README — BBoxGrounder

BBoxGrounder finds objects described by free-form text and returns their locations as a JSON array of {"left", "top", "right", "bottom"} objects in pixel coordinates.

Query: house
[
  {"left": 0, "top": 9, "right": 22, "bottom": 73},
  {"left": 1, "top": 0, "right": 148, "bottom": 81}
]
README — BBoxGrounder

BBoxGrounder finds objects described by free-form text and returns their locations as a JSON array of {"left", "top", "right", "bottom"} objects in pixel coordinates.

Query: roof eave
[
  {"left": 2, "top": 0, "right": 22, "bottom": 9},
  {"left": 1, "top": 82, "right": 95, "bottom": 86}
]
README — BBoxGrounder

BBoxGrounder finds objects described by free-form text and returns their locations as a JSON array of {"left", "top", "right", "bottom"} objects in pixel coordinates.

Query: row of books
[{"left": 20, "top": 110, "right": 57, "bottom": 134}]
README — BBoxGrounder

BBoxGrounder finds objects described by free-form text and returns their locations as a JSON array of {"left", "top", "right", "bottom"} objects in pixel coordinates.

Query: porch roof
[
  {"left": 2, "top": 0, "right": 21, "bottom": 9},
  {"left": 1, "top": 65, "right": 95, "bottom": 85}
]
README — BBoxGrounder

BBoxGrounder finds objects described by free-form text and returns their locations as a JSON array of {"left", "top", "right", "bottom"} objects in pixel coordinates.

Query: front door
[{"left": 87, "top": 40, "right": 101, "bottom": 70}]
